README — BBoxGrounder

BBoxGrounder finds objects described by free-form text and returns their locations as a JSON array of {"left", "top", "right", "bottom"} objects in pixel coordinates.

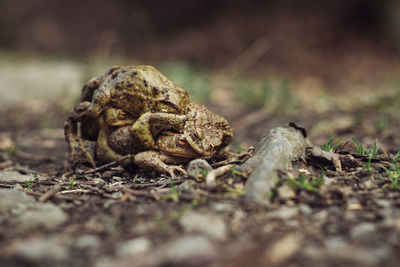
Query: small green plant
[
  {"left": 352, "top": 137, "right": 367, "bottom": 156},
  {"left": 353, "top": 138, "right": 382, "bottom": 171},
  {"left": 382, "top": 165, "right": 400, "bottom": 190},
  {"left": 223, "top": 184, "right": 245, "bottom": 196},
  {"left": 170, "top": 209, "right": 186, "bottom": 220},
  {"left": 161, "top": 183, "right": 180, "bottom": 202},
  {"left": 321, "top": 137, "right": 342, "bottom": 152},
  {"left": 365, "top": 139, "right": 381, "bottom": 171},
  {"left": 64, "top": 179, "right": 76, "bottom": 190},
  {"left": 381, "top": 150, "right": 400, "bottom": 190},
  {"left": 192, "top": 168, "right": 208, "bottom": 181},
  {"left": 230, "top": 166, "right": 244, "bottom": 177},
  {"left": 393, "top": 150, "right": 400, "bottom": 162},
  {"left": 285, "top": 173, "right": 324, "bottom": 192},
  {"left": 191, "top": 196, "right": 207, "bottom": 207},
  {"left": 24, "top": 176, "right": 35, "bottom": 190}
]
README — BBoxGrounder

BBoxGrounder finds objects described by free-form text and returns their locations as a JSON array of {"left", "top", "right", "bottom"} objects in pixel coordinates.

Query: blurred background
[{"left": 2, "top": 0, "right": 400, "bottom": 146}]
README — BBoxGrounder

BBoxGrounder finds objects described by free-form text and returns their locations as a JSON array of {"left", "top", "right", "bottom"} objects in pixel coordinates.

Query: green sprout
[
  {"left": 170, "top": 209, "right": 185, "bottom": 220},
  {"left": 24, "top": 176, "right": 35, "bottom": 190},
  {"left": 321, "top": 137, "right": 342, "bottom": 152},
  {"left": 223, "top": 184, "right": 245, "bottom": 196},
  {"left": 381, "top": 150, "right": 400, "bottom": 190},
  {"left": 285, "top": 173, "right": 324, "bottom": 192},
  {"left": 353, "top": 138, "right": 382, "bottom": 171},
  {"left": 352, "top": 137, "right": 366, "bottom": 156},
  {"left": 64, "top": 179, "right": 76, "bottom": 190},
  {"left": 365, "top": 139, "right": 381, "bottom": 171},
  {"left": 230, "top": 166, "right": 244, "bottom": 177},
  {"left": 161, "top": 183, "right": 180, "bottom": 202},
  {"left": 193, "top": 168, "right": 208, "bottom": 181},
  {"left": 191, "top": 196, "right": 207, "bottom": 207},
  {"left": 381, "top": 165, "right": 400, "bottom": 190}
]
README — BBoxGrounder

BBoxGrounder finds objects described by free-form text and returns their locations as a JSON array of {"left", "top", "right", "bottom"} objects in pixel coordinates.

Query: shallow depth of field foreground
[{"left": 1, "top": 1, "right": 400, "bottom": 266}]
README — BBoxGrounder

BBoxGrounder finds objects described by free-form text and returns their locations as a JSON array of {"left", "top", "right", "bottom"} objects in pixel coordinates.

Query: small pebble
[
  {"left": 180, "top": 211, "right": 227, "bottom": 240},
  {"left": 187, "top": 159, "right": 213, "bottom": 180},
  {"left": 116, "top": 237, "right": 152, "bottom": 256}
]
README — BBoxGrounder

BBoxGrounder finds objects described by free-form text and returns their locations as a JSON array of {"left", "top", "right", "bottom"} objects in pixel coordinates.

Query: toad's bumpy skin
[
  {"left": 65, "top": 65, "right": 190, "bottom": 168},
  {"left": 65, "top": 66, "right": 234, "bottom": 177}
]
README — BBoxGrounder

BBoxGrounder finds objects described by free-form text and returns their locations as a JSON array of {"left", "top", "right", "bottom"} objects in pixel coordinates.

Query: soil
[
  {"left": 2, "top": 6, "right": 400, "bottom": 267},
  {"left": 1, "top": 100, "right": 400, "bottom": 267}
]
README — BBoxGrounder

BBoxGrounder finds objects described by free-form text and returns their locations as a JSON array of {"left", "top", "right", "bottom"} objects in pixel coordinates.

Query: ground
[
  {"left": 1, "top": 91, "right": 400, "bottom": 266},
  {"left": 2, "top": 9, "right": 400, "bottom": 266}
]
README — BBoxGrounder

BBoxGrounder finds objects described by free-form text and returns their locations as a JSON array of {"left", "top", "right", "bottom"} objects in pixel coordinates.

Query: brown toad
[
  {"left": 65, "top": 65, "right": 190, "bottom": 168},
  {"left": 96, "top": 103, "right": 233, "bottom": 177}
]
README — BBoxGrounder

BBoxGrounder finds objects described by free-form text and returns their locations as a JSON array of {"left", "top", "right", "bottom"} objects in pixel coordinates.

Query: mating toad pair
[{"left": 65, "top": 65, "right": 235, "bottom": 177}]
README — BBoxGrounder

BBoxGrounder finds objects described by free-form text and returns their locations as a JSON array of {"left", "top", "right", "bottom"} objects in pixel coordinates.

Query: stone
[
  {"left": 116, "top": 237, "right": 152, "bottom": 256},
  {"left": 74, "top": 234, "right": 101, "bottom": 249},
  {"left": 161, "top": 235, "right": 216, "bottom": 263},
  {"left": 264, "top": 233, "right": 302, "bottom": 265},
  {"left": 277, "top": 184, "right": 296, "bottom": 201},
  {"left": 266, "top": 207, "right": 298, "bottom": 220},
  {"left": 350, "top": 222, "right": 377, "bottom": 243},
  {"left": 187, "top": 159, "right": 213, "bottom": 180},
  {"left": 0, "top": 171, "right": 32, "bottom": 182},
  {"left": 0, "top": 189, "right": 68, "bottom": 229},
  {"left": 0, "top": 189, "right": 35, "bottom": 214},
  {"left": 179, "top": 211, "right": 227, "bottom": 240},
  {"left": 298, "top": 203, "right": 313, "bottom": 215},
  {"left": 17, "top": 203, "right": 68, "bottom": 230},
  {"left": 16, "top": 237, "right": 69, "bottom": 262},
  {"left": 325, "top": 236, "right": 347, "bottom": 250}
]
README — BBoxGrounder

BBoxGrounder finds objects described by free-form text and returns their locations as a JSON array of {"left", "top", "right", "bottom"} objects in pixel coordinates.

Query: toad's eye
[
  {"left": 192, "top": 130, "right": 202, "bottom": 139},
  {"left": 177, "top": 137, "right": 187, "bottom": 146},
  {"left": 117, "top": 110, "right": 128, "bottom": 120}
]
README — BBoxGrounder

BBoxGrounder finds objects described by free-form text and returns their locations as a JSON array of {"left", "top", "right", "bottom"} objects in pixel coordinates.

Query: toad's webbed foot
[
  {"left": 166, "top": 165, "right": 187, "bottom": 178},
  {"left": 133, "top": 150, "right": 187, "bottom": 178}
]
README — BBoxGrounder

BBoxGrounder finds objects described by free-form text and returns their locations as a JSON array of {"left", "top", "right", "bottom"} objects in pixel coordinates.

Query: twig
[
  {"left": 39, "top": 184, "right": 62, "bottom": 202},
  {"left": 59, "top": 189, "right": 91, "bottom": 194},
  {"left": 130, "top": 179, "right": 185, "bottom": 189},
  {"left": 307, "top": 147, "right": 359, "bottom": 170},
  {"left": 122, "top": 188, "right": 156, "bottom": 199},
  {"left": 76, "top": 154, "right": 132, "bottom": 175},
  {"left": 206, "top": 165, "right": 232, "bottom": 187}
]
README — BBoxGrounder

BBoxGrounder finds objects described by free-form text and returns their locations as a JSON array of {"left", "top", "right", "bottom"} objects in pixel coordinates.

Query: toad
[
  {"left": 96, "top": 103, "right": 233, "bottom": 177},
  {"left": 65, "top": 65, "right": 190, "bottom": 168}
]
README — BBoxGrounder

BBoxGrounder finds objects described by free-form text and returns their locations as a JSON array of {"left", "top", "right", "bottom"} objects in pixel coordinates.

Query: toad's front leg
[
  {"left": 133, "top": 151, "right": 187, "bottom": 178},
  {"left": 108, "top": 112, "right": 187, "bottom": 152}
]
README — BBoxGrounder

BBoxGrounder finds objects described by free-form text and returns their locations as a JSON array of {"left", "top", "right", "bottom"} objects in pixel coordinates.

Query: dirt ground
[
  {"left": 2, "top": 7, "right": 400, "bottom": 267},
  {"left": 0, "top": 94, "right": 400, "bottom": 266}
]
